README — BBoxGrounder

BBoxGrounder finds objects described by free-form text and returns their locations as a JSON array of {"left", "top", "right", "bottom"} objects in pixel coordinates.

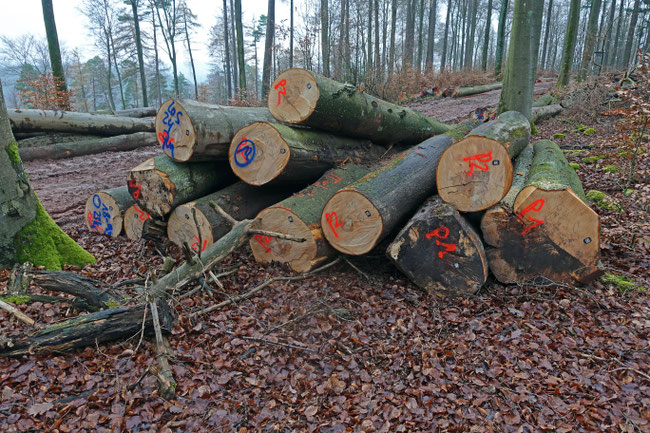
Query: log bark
[
  {"left": 229, "top": 121, "right": 385, "bottom": 186},
  {"left": 155, "top": 99, "right": 275, "bottom": 162},
  {"left": 114, "top": 107, "right": 157, "bottom": 118},
  {"left": 28, "top": 270, "right": 122, "bottom": 311},
  {"left": 123, "top": 205, "right": 167, "bottom": 242},
  {"left": 387, "top": 196, "right": 488, "bottom": 296},
  {"left": 251, "top": 165, "right": 370, "bottom": 272},
  {"left": 167, "top": 182, "right": 291, "bottom": 251},
  {"left": 19, "top": 132, "right": 158, "bottom": 161},
  {"left": 532, "top": 94, "right": 558, "bottom": 107},
  {"left": 9, "top": 109, "right": 154, "bottom": 136},
  {"left": 127, "top": 155, "right": 235, "bottom": 218},
  {"left": 321, "top": 134, "right": 455, "bottom": 255},
  {"left": 531, "top": 104, "right": 563, "bottom": 124},
  {"left": 436, "top": 111, "right": 531, "bottom": 212},
  {"left": 451, "top": 82, "right": 503, "bottom": 97},
  {"left": 268, "top": 68, "right": 450, "bottom": 145},
  {"left": 481, "top": 141, "right": 600, "bottom": 284},
  {"left": 17, "top": 133, "right": 104, "bottom": 149},
  {"left": 84, "top": 186, "right": 135, "bottom": 237}
]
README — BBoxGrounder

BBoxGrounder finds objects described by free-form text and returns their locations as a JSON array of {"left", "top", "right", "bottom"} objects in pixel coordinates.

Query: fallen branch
[{"left": 0, "top": 300, "right": 38, "bottom": 328}]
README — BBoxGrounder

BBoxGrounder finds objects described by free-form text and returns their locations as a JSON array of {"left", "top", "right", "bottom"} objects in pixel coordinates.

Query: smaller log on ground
[
  {"left": 387, "top": 196, "right": 488, "bottom": 296},
  {"left": 436, "top": 111, "right": 531, "bottom": 212},
  {"left": 19, "top": 132, "right": 158, "bottom": 161},
  {"left": 321, "top": 134, "right": 455, "bottom": 255},
  {"left": 17, "top": 133, "right": 104, "bottom": 149},
  {"left": 123, "top": 205, "right": 167, "bottom": 242},
  {"left": 167, "top": 182, "right": 292, "bottom": 251},
  {"left": 114, "top": 107, "right": 157, "bottom": 118},
  {"left": 9, "top": 109, "right": 154, "bottom": 136},
  {"left": 251, "top": 165, "right": 370, "bottom": 272},
  {"left": 127, "top": 155, "right": 235, "bottom": 218},
  {"left": 531, "top": 104, "right": 563, "bottom": 124},
  {"left": 532, "top": 94, "right": 558, "bottom": 107},
  {"left": 268, "top": 68, "right": 450, "bottom": 145},
  {"left": 229, "top": 122, "right": 384, "bottom": 186},
  {"left": 155, "top": 99, "right": 275, "bottom": 162},
  {"left": 451, "top": 82, "right": 503, "bottom": 98},
  {"left": 29, "top": 270, "right": 122, "bottom": 311},
  {"left": 85, "top": 186, "right": 135, "bottom": 237}
]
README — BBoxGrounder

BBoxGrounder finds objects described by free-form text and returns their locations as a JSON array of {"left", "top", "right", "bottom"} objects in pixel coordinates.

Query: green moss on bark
[{"left": 6, "top": 141, "right": 20, "bottom": 164}]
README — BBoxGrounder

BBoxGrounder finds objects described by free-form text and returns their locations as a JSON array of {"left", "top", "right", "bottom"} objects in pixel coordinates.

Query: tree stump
[{"left": 84, "top": 187, "right": 135, "bottom": 237}]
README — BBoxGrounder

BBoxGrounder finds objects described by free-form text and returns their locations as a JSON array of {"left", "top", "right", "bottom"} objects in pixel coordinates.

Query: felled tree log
[
  {"left": 17, "top": 133, "right": 104, "bottom": 149},
  {"left": 0, "top": 300, "right": 172, "bottom": 357},
  {"left": 84, "top": 186, "right": 135, "bottom": 237},
  {"left": 229, "top": 121, "right": 384, "bottom": 186},
  {"left": 387, "top": 196, "right": 488, "bottom": 296},
  {"left": 531, "top": 104, "right": 563, "bottom": 124},
  {"left": 28, "top": 270, "right": 122, "bottom": 311},
  {"left": 114, "top": 107, "right": 157, "bottom": 118},
  {"left": 532, "top": 94, "right": 558, "bottom": 107},
  {"left": 127, "top": 155, "right": 235, "bottom": 218},
  {"left": 481, "top": 141, "right": 600, "bottom": 284},
  {"left": 168, "top": 182, "right": 291, "bottom": 251},
  {"left": 436, "top": 111, "right": 531, "bottom": 212},
  {"left": 9, "top": 109, "right": 154, "bottom": 136},
  {"left": 268, "top": 68, "right": 450, "bottom": 144},
  {"left": 155, "top": 99, "right": 275, "bottom": 162},
  {"left": 251, "top": 165, "right": 369, "bottom": 272},
  {"left": 451, "top": 82, "right": 503, "bottom": 98},
  {"left": 321, "top": 134, "right": 455, "bottom": 255},
  {"left": 19, "top": 132, "right": 158, "bottom": 161},
  {"left": 123, "top": 205, "right": 167, "bottom": 242}
]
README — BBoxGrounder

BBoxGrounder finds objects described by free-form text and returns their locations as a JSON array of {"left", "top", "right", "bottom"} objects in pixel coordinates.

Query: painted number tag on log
[
  {"left": 274, "top": 79, "right": 287, "bottom": 106},
  {"left": 160, "top": 100, "right": 183, "bottom": 158},
  {"left": 325, "top": 212, "right": 344, "bottom": 239},
  {"left": 425, "top": 225, "right": 457, "bottom": 259},
  {"left": 463, "top": 151, "right": 493, "bottom": 177},
  {"left": 134, "top": 206, "right": 150, "bottom": 221},
  {"left": 88, "top": 194, "right": 113, "bottom": 236},
  {"left": 518, "top": 199, "right": 545, "bottom": 235},
  {"left": 254, "top": 234, "right": 273, "bottom": 253},
  {"left": 191, "top": 234, "right": 207, "bottom": 252},
  {"left": 128, "top": 177, "right": 142, "bottom": 200},
  {"left": 234, "top": 138, "right": 256, "bottom": 167}
]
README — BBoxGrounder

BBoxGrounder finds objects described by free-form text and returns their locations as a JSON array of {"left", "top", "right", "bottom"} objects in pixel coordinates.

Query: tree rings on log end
[
  {"left": 268, "top": 68, "right": 319, "bottom": 124},
  {"left": 436, "top": 136, "right": 514, "bottom": 212},
  {"left": 123, "top": 205, "right": 152, "bottom": 241},
  {"left": 156, "top": 99, "right": 196, "bottom": 162},
  {"left": 167, "top": 203, "right": 215, "bottom": 252},
  {"left": 128, "top": 158, "right": 174, "bottom": 218},
  {"left": 229, "top": 122, "right": 290, "bottom": 186},
  {"left": 250, "top": 207, "right": 320, "bottom": 273},
  {"left": 84, "top": 192, "right": 125, "bottom": 238},
  {"left": 321, "top": 190, "right": 383, "bottom": 255},
  {"left": 514, "top": 186, "right": 600, "bottom": 267}
]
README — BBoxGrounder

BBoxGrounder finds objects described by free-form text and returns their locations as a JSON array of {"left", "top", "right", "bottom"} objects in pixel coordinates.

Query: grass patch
[
  {"left": 600, "top": 273, "right": 643, "bottom": 292},
  {"left": 602, "top": 164, "right": 619, "bottom": 173},
  {"left": 581, "top": 155, "right": 606, "bottom": 164},
  {"left": 553, "top": 133, "right": 565, "bottom": 140}
]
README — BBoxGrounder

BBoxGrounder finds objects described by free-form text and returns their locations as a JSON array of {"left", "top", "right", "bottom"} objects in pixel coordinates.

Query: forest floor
[{"left": 0, "top": 79, "right": 648, "bottom": 432}]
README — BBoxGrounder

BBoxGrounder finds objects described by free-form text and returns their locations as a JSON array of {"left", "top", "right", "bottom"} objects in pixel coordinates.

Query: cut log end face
[
  {"left": 156, "top": 99, "right": 196, "bottom": 162},
  {"left": 229, "top": 122, "right": 290, "bottom": 186},
  {"left": 513, "top": 186, "right": 600, "bottom": 267},
  {"left": 84, "top": 192, "right": 123, "bottom": 238},
  {"left": 321, "top": 190, "right": 383, "bottom": 255},
  {"left": 250, "top": 207, "right": 318, "bottom": 273},
  {"left": 436, "top": 136, "right": 514, "bottom": 212},
  {"left": 268, "top": 69, "right": 319, "bottom": 124},
  {"left": 167, "top": 203, "right": 214, "bottom": 252},
  {"left": 123, "top": 205, "right": 152, "bottom": 241},
  {"left": 128, "top": 159, "right": 175, "bottom": 218}
]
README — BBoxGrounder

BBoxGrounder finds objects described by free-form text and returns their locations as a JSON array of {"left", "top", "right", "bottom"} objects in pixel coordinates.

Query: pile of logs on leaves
[{"left": 1, "top": 68, "right": 600, "bottom": 400}]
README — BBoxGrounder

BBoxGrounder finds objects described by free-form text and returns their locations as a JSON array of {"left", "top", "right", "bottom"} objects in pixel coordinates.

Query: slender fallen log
[
  {"left": 269, "top": 68, "right": 450, "bottom": 144},
  {"left": 17, "top": 132, "right": 104, "bottom": 149},
  {"left": 155, "top": 99, "right": 275, "bottom": 162},
  {"left": 0, "top": 299, "right": 38, "bottom": 327},
  {"left": 9, "top": 109, "right": 154, "bottom": 136},
  {"left": 251, "top": 165, "right": 370, "bottom": 272},
  {"left": 451, "top": 82, "right": 503, "bottom": 98},
  {"left": 436, "top": 111, "right": 531, "bottom": 212},
  {"left": 167, "top": 182, "right": 291, "bottom": 251},
  {"left": 149, "top": 300, "right": 176, "bottom": 400},
  {"left": 19, "top": 132, "right": 158, "bottom": 162},
  {"left": 387, "top": 196, "right": 488, "bottom": 295},
  {"left": 531, "top": 104, "right": 563, "bottom": 124},
  {"left": 28, "top": 270, "right": 122, "bottom": 311},
  {"left": 84, "top": 186, "right": 136, "bottom": 237},
  {"left": 114, "top": 107, "right": 157, "bottom": 118},
  {"left": 229, "top": 122, "right": 384, "bottom": 186},
  {"left": 532, "top": 94, "right": 558, "bottom": 107},
  {"left": 127, "top": 155, "right": 235, "bottom": 218},
  {"left": 321, "top": 134, "right": 455, "bottom": 255}
]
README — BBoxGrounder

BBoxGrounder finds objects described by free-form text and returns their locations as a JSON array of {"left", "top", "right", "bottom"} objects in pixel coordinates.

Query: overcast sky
[{"left": 0, "top": 0, "right": 295, "bottom": 82}]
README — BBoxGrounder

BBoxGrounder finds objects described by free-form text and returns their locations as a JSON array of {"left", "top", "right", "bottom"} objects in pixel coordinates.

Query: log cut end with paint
[
  {"left": 268, "top": 68, "right": 319, "bottom": 124},
  {"left": 123, "top": 205, "right": 153, "bottom": 241},
  {"left": 84, "top": 187, "right": 135, "bottom": 237},
  {"left": 167, "top": 202, "right": 215, "bottom": 252},
  {"left": 156, "top": 99, "right": 196, "bottom": 162},
  {"left": 128, "top": 157, "right": 175, "bottom": 218}
]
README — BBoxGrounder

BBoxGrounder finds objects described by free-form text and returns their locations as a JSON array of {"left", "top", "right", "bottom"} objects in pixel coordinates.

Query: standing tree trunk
[
  {"left": 404, "top": 0, "right": 416, "bottom": 67},
  {"left": 417, "top": 0, "right": 426, "bottom": 72},
  {"left": 289, "top": 0, "right": 294, "bottom": 68},
  {"left": 222, "top": 0, "right": 232, "bottom": 100},
  {"left": 0, "top": 81, "right": 95, "bottom": 270},
  {"left": 131, "top": 0, "right": 148, "bottom": 107},
  {"left": 321, "top": 0, "right": 330, "bottom": 77},
  {"left": 481, "top": 0, "right": 493, "bottom": 71},
  {"left": 374, "top": 0, "right": 380, "bottom": 72},
  {"left": 622, "top": 0, "right": 641, "bottom": 67},
  {"left": 494, "top": 0, "right": 509, "bottom": 76},
  {"left": 388, "top": 0, "right": 397, "bottom": 74},
  {"left": 611, "top": 0, "right": 625, "bottom": 67},
  {"left": 464, "top": 0, "right": 478, "bottom": 69},
  {"left": 440, "top": 0, "right": 452, "bottom": 71},
  {"left": 41, "top": 0, "right": 68, "bottom": 108},
  {"left": 229, "top": 0, "right": 238, "bottom": 93},
  {"left": 234, "top": 0, "right": 247, "bottom": 93},
  {"left": 557, "top": 0, "right": 581, "bottom": 87},
  {"left": 540, "top": 0, "right": 554, "bottom": 69},
  {"left": 601, "top": 0, "right": 618, "bottom": 68},
  {"left": 426, "top": 0, "right": 438, "bottom": 71},
  {"left": 579, "top": 0, "right": 603, "bottom": 80},
  {"left": 151, "top": 0, "right": 162, "bottom": 106},
  {"left": 182, "top": 6, "right": 199, "bottom": 99},
  {"left": 368, "top": 0, "right": 373, "bottom": 70}
]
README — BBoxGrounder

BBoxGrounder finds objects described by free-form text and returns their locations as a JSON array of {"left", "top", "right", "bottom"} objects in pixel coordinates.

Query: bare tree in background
[{"left": 154, "top": 0, "right": 180, "bottom": 96}]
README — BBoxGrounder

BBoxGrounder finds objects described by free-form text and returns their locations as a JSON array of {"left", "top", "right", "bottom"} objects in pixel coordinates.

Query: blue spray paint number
[
  {"left": 234, "top": 138, "right": 256, "bottom": 167},
  {"left": 160, "top": 100, "right": 183, "bottom": 159}
]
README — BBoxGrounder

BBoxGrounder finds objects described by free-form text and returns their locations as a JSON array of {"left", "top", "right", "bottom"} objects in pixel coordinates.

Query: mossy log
[
  {"left": 532, "top": 94, "right": 558, "bottom": 107},
  {"left": 127, "top": 155, "right": 235, "bottom": 218},
  {"left": 251, "top": 165, "right": 370, "bottom": 272},
  {"left": 28, "top": 270, "right": 122, "bottom": 311},
  {"left": 480, "top": 141, "right": 600, "bottom": 284},
  {"left": 451, "top": 82, "right": 503, "bottom": 98},
  {"left": 531, "top": 104, "right": 563, "bottom": 124},
  {"left": 436, "top": 111, "right": 531, "bottom": 212},
  {"left": 321, "top": 134, "right": 455, "bottom": 255},
  {"left": 387, "top": 196, "right": 488, "bottom": 296},
  {"left": 123, "top": 205, "right": 167, "bottom": 242},
  {"left": 167, "top": 182, "right": 291, "bottom": 251},
  {"left": 0, "top": 300, "right": 172, "bottom": 357},
  {"left": 8, "top": 109, "right": 154, "bottom": 136},
  {"left": 155, "top": 99, "right": 275, "bottom": 162},
  {"left": 84, "top": 186, "right": 135, "bottom": 237},
  {"left": 19, "top": 132, "right": 157, "bottom": 161},
  {"left": 229, "top": 121, "right": 385, "bottom": 186},
  {"left": 268, "top": 68, "right": 450, "bottom": 145}
]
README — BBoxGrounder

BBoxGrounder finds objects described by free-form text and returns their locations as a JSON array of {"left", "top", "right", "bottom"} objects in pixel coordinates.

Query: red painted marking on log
[
  {"left": 463, "top": 151, "right": 492, "bottom": 176},
  {"left": 325, "top": 212, "right": 344, "bottom": 239},
  {"left": 329, "top": 173, "right": 343, "bottom": 183},
  {"left": 274, "top": 79, "right": 287, "bottom": 105},
  {"left": 134, "top": 206, "right": 150, "bottom": 221},
  {"left": 191, "top": 234, "right": 207, "bottom": 252},
  {"left": 434, "top": 240, "right": 456, "bottom": 259},
  {"left": 414, "top": 151, "right": 426, "bottom": 158},
  {"left": 254, "top": 234, "right": 272, "bottom": 253},
  {"left": 518, "top": 198, "right": 545, "bottom": 235},
  {"left": 274, "top": 206, "right": 293, "bottom": 212},
  {"left": 425, "top": 225, "right": 457, "bottom": 259},
  {"left": 128, "top": 177, "right": 141, "bottom": 200}
]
